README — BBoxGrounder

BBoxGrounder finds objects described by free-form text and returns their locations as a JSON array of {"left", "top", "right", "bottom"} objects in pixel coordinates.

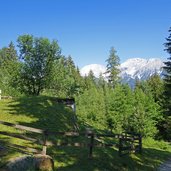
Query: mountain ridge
[{"left": 80, "top": 58, "right": 164, "bottom": 87}]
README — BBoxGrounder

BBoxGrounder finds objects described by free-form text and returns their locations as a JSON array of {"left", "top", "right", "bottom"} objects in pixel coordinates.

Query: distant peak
[
  {"left": 80, "top": 58, "right": 164, "bottom": 87},
  {"left": 80, "top": 64, "right": 106, "bottom": 78},
  {"left": 124, "top": 58, "right": 146, "bottom": 63}
]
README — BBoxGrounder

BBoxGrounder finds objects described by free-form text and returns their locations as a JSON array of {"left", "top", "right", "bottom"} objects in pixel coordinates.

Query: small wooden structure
[
  {"left": 0, "top": 89, "right": 12, "bottom": 100},
  {"left": 55, "top": 98, "right": 76, "bottom": 112}
]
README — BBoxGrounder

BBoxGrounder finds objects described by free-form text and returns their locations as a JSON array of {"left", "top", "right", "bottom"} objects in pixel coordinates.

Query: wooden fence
[{"left": 0, "top": 120, "right": 142, "bottom": 157}]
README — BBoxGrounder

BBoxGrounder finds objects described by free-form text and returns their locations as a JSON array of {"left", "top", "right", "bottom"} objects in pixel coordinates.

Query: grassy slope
[{"left": 0, "top": 96, "right": 171, "bottom": 171}]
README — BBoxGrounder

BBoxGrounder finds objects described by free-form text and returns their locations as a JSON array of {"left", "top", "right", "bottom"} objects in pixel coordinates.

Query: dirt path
[{"left": 158, "top": 158, "right": 171, "bottom": 171}]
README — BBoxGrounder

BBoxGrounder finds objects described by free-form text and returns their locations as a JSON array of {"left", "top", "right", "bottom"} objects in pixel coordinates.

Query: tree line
[{"left": 0, "top": 29, "right": 171, "bottom": 140}]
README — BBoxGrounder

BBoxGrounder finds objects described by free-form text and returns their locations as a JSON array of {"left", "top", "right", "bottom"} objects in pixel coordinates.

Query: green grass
[{"left": 0, "top": 96, "right": 171, "bottom": 171}]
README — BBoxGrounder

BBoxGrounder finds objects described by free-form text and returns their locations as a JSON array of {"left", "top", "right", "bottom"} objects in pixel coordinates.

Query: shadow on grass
[
  {"left": 0, "top": 138, "right": 28, "bottom": 168},
  {"left": 0, "top": 96, "right": 77, "bottom": 168},
  {"left": 0, "top": 96, "right": 171, "bottom": 170},
  {"left": 49, "top": 146, "right": 171, "bottom": 171},
  {"left": 5, "top": 96, "right": 75, "bottom": 131}
]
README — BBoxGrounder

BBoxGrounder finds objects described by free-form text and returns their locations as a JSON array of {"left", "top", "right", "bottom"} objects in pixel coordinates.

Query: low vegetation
[{"left": 0, "top": 97, "right": 170, "bottom": 171}]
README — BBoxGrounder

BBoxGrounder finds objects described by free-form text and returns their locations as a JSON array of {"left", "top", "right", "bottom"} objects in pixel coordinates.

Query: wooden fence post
[
  {"left": 42, "top": 130, "right": 48, "bottom": 155},
  {"left": 89, "top": 132, "right": 94, "bottom": 158},
  {"left": 139, "top": 134, "right": 142, "bottom": 153},
  {"left": 131, "top": 136, "right": 135, "bottom": 152},
  {"left": 118, "top": 136, "right": 122, "bottom": 157}
]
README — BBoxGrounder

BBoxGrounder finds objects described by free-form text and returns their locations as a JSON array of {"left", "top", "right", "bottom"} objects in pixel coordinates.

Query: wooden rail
[
  {"left": 0, "top": 120, "right": 142, "bottom": 157},
  {"left": 0, "top": 120, "right": 43, "bottom": 134}
]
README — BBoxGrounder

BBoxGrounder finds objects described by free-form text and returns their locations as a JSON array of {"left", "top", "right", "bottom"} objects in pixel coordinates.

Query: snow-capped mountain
[
  {"left": 119, "top": 58, "right": 164, "bottom": 87},
  {"left": 80, "top": 64, "right": 106, "bottom": 78},
  {"left": 80, "top": 58, "right": 164, "bottom": 87}
]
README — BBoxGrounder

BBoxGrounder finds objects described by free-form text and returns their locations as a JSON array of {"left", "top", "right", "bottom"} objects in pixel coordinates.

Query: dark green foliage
[
  {"left": 163, "top": 27, "right": 171, "bottom": 140},
  {"left": 135, "top": 74, "right": 165, "bottom": 138},
  {"left": 0, "top": 42, "right": 21, "bottom": 96},
  {"left": 163, "top": 27, "right": 171, "bottom": 112},
  {"left": 135, "top": 74, "right": 164, "bottom": 109},
  {"left": 76, "top": 79, "right": 162, "bottom": 137},
  {"left": 45, "top": 55, "right": 83, "bottom": 97},
  {"left": 97, "top": 73, "right": 107, "bottom": 89},
  {"left": 84, "top": 70, "right": 97, "bottom": 89},
  {"left": 76, "top": 85, "right": 106, "bottom": 129},
  {"left": 131, "top": 88, "right": 161, "bottom": 137},
  {"left": 105, "top": 85, "right": 133, "bottom": 133},
  {"left": 147, "top": 73, "right": 164, "bottom": 104},
  {"left": 0, "top": 42, "right": 17, "bottom": 66},
  {"left": 103, "top": 84, "right": 161, "bottom": 137}
]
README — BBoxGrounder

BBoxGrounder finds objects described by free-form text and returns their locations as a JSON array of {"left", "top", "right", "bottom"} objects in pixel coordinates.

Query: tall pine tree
[
  {"left": 106, "top": 47, "right": 120, "bottom": 88},
  {"left": 163, "top": 27, "right": 171, "bottom": 112},
  {"left": 163, "top": 27, "right": 171, "bottom": 140},
  {"left": 0, "top": 42, "right": 20, "bottom": 96}
]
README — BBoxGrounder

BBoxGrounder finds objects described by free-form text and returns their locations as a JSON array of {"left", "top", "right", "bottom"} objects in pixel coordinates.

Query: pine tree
[
  {"left": 106, "top": 47, "right": 120, "bottom": 88},
  {"left": 105, "top": 84, "right": 134, "bottom": 133},
  {"left": 97, "top": 73, "right": 107, "bottom": 89},
  {"left": 76, "top": 84, "right": 106, "bottom": 130},
  {"left": 0, "top": 42, "right": 20, "bottom": 96},
  {"left": 147, "top": 73, "right": 164, "bottom": 104},
  {"left": 163, "top": 27, "right": 171, "bottom": 139},
  {"left": 46, "top": 55, "right": 83, "bottom": 97},
  {"left": 47, "top": 56, "right": 66, "bottom": 97},
  {"left": 163, "top": 27, "right": 171, "bottom": 113},
  {"left": 84, "top": 70, "right": 96, "bottom": 90},
  {"left": 65, "top": 56, "right": 81, "bottom": 97},
  {"left": 131, "top": 87, "right": 161, "bottom": 137}
]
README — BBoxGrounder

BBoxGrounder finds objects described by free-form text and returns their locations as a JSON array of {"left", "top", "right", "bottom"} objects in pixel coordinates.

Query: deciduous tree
[{"left": 17, "top": 35, "right": 61, "bottom": 95}]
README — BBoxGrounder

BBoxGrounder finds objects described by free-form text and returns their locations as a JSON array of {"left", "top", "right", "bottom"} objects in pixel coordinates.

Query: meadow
[{"left": 0, "top": 96, "right": 171, "bottom": 171}]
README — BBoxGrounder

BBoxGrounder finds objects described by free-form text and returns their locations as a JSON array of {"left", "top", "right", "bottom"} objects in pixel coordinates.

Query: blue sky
[{"left": 0, "top": 0, "right": 171, "bottom": 68}]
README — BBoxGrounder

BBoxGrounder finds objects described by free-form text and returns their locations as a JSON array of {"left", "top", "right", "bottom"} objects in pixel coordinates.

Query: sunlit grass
[{"left": 0, "top": 97, "right": 171, "bottom": 170}]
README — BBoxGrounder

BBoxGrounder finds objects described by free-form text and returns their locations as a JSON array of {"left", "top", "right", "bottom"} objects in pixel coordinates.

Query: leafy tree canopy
[{"left": 17, "top": 35, "right": 61, "bottom": 95}]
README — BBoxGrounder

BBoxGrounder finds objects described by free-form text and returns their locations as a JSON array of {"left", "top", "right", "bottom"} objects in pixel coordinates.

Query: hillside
[
  {"left": 0, "top": 96, "right": 75, "bottom": 131},
  {"left": 0, "top": 96, "right": 171, "bottom": 171},
  {"left": 0, "top": 96, "right": 76, "bottom": 169}
]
